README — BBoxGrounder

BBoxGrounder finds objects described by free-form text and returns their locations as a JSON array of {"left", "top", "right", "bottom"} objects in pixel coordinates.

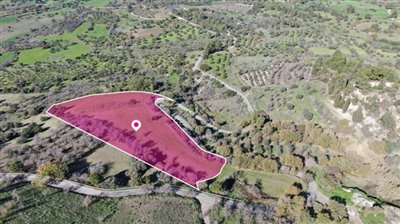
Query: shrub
[
  {"left": 5, "top": 130, "right": 19, "bottom": 141},
  {"left": 262, "top": 158, "right": 279, "bottom": 172},
  {"left": 380, "top": 112, "right": 396, "bottom": 132},
  {"left": 352, "top": 107, "right": 364, "bottom": 123},
  {"left": 9, "top": 161, "right": 23, "bottom": 172},
  {"left": 200, "top": 63, "right": 211, "bottom": 71},
  {"left": 315, "top": 134, "right": 341, "bottom": 150},
  {"left": 216, "top": 145, "right": 232, "bottom": 157},
  {"left": 40, "top": 116, "right": 51, "bottom": 122},
  {"left": 279, "top": 129, "right": 302, "bottom": 143},
  {"left": 38, "top": 162, "right": 68, "bottom": 178},
  {"left": 16, "top": 136, "right": 29, "bottom": 144},
  {"left": 342, "top": 100, "right": 350, "bottom": 112},
  {"left": 21, "top": 122, "right": 43, "bottom": 139},
  {"left": 287, "top": 103, "right": 295, "bottom": 110},
  {"left": 88, "top": 173, "right": 102, "bottom": 185},
  {"left": 280, "top": 153, "right": 303, "bottom": 169},
  {"left": 334, "top": 94, "right": 345, "bottom": 109},
  {"left": 369, "top": 140, "right": 386, "bottom": 155},
  {"left": 327, "top": 50, "right": 347, "bottom": 69},
  {"left": 224, "top": 90, "right": 237, "bottom": 97},
  {"left": 303, "top": 109, "right": 313, "bottom": 121}
]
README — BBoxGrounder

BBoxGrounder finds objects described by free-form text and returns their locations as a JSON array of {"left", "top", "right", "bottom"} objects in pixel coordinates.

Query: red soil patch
[{"left": 47, "top": 92, "right": 226, "bottom": 189}]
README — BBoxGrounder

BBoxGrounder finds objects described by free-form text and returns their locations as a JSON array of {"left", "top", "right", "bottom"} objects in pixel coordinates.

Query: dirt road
[
  {"left": 193, "top": 54, "right": 255, "bottom": 113},
  {"left": 1, "top": 173, "right": 274, "bottom": 224}
]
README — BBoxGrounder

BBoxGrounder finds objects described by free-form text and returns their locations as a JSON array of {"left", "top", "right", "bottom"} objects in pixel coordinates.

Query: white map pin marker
[{"left": 131, "top": 120, "right": 141, "bottom": 132}]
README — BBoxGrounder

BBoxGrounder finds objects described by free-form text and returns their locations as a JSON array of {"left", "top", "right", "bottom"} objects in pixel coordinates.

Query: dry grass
[
  {"left": 106, "top": 195, "right": 202, "bottom": 224},
  {"left": 86, "top": 145, "right": 135, "bottom": 176}
]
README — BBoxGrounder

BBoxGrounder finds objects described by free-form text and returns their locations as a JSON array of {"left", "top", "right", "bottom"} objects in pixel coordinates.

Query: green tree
[
  {"left": 37, "top": 162, "right": 68, "bottom": 178},
  {"left": 88, "top": 173, "right": 102, "bottom": 185},
  {"left": 200, "top": 63, "right": 211, "bottom": 71},
  {"left": 346, "top": 5, "right": 355, "bottom": 14},
  {"left": 21, "top": 122, "right": 43, "bottom": 139},
  {"left": 327, "top": 50, "right": 347, "bottom": 70},
  {"left": 216, "top": 145, "right": 232, "bottom": 157},
  {"left": 9, "top": 161, "right": 23, "bottom": 172},
  {"left": 329, "top": 200, "right": 348, "bottom": 222}
]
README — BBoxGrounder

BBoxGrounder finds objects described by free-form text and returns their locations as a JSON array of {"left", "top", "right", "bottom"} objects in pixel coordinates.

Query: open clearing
[
  {"left": 212, "top": 165, "right": 298, "bottom": 198},
  {"left": 87, "top": 145, "right": 135, "bottom": 177},
  {"left": 48, "top": 92, "right": 226, "bottom": 188},
  {"left": 17, "top": 22, "right": 108, "bottom": 64}
]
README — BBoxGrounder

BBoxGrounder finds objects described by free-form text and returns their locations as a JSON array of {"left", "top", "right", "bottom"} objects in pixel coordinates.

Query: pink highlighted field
[{"left": 47, "top": 92, "right": 226, "bottom": 189}]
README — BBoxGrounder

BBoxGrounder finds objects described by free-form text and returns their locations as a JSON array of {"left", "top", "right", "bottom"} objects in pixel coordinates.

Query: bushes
[
  {"left": 363, "top": 66, "right": 396, "bottom": 82},
  {"left": 199, "top": 63, "right": 211, "bottom": 71},
  {"left": 352, "top": 107, "right": 364, "bottom": 123},
  {"left": 216, "top": 145, "right": 232, "bottom": 157},
  {"left": 223, "top": 90, "right": 237, "bottom": 97},
  {"left": 88, "top": 173, "right": 102, "bottom": 185},
  {"left": 315, "top": 134, "right": 341, "bottom": 150},
  {"left": 303, "top": 109, "right": 313, "bottom": 121},
  {"left": 4, "top": 130, "right": 19, "bottom": 141},
  {"left": 369, "top": 140, "right": 386, "bottom": 155},
  {"left": 326, "top": 50, "right": 347, "bottom": 70},
  {"left": 8, "top": 161, "right": 24, "bottom": 172},
  {"left": 21, "top": 122, "right": 43, "bottom": 139},
  {"left": 380, "top": 112, "right": 396, "bottom": 132},
  {"left": 280, "top": 153, "right": 303, "bottom": 170},
  {"left": 40, "top": 116, "right": 51, "bottom": 122},
  {"left": 38, "top": 162, "right": 68, "bottom": 178},
  {"left": 278, "top": 129, "right": 302, "bottom": 143}
]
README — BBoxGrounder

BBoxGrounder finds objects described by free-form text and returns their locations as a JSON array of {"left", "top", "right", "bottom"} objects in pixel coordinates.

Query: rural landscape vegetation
[{"left": 1, "top": 0, "right": 400, "bottom": 223}]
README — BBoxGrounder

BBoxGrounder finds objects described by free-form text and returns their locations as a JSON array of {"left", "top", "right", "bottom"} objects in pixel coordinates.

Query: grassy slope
[
  {"left": 18, "top": 43, "right": 91, "bottom": 64},
  {"left": 83, "top": 0, "right": 112, "bottom": 7},
  {"left": 0, "top": 32, "right": 26, "bottom": 44},
  {"left": 106, "top": 195, "right": 203, "bottom": 224},
  {"left": 17, "top": 22, "right": 108, "bottom": 64},
  {"left": 0, "top": 51, "right": 14, "bottom": 63},
  {"left": 330, "top": 0, "right": 389, "bottom": 19},
  {"left": 86, "top": 145, "right": 135, "bottom": 177},
  {"left": 0, "top": 15, "right": 17, "bottom": 24},
  {"left": 212, "top": 165, "right": 298, "bottom": 198}
]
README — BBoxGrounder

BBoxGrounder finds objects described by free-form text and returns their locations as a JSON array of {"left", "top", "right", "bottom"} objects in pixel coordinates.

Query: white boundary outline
[{"left": 46, "top": 91, "right": 227, "bottom": 190}]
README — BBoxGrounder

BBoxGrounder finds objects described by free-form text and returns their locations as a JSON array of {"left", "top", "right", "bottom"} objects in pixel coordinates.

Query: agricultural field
[
  {"left": 17, "top": 22, "right": 108, "bottom": 64},
  {"left": 107, "top": 195, "right": 203, "bottom": 224},
  {"left": 0, "top": 184, "right": 118, "bottom": 223},
  {"left": 0, "top": 183, "right": 202, "bottom": 223},
  {"left": 18, "top": 43, "right": 91, "bottom": 64}
]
